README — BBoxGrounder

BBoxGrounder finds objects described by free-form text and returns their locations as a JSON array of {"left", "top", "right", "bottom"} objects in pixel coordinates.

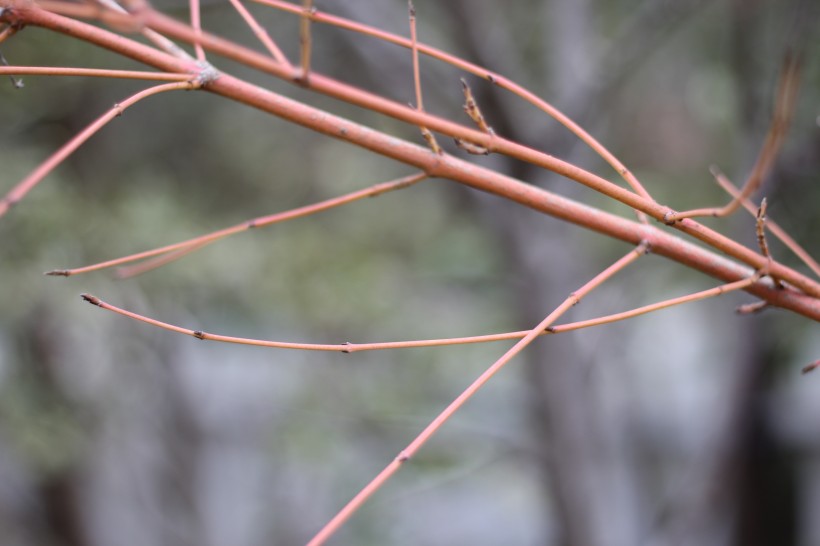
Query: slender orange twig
[
  {"left": 189, "top": 0, "right": 205, "bottom": 61},
  {"left": 306, "top": 243, "right": 649, "bottom": 545},
  {"left": 95, "top": 0, "right": 196, "bottom": 61},
  {"left": 713, "top": 170, "right": 820, "bottom": 278},
  {"left": 298, "top": 0, "right": 313, "bottom": 82},
  {"left": 227, "top": 0, "right": 292, "bottom": 69},
  {"left": 0, "top": 80, "right": 198, "bottom": 219},
  {"left": 0, "top": 66, "right": 190, "bottom": 80},
  {"left": 665, "top": 53, "right": 802, "bottom": 223},
  {"left": 408, "top": 0, "right": 440, "bottom": 154},
  {"left": 550, "top": 274, "right": 761, "bottom": 333},
  {"left": 45, "top": 172, "right": 428, "bottom": 277},
  {"left": 76, "top": 263, "right": 767, "bottom": 357}
]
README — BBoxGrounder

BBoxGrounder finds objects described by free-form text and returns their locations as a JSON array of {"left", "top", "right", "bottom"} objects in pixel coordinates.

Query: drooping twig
[
  {"left": 665, "top": 52, "right": 802, "bottom": 223},
  {"left": 76, "top": 265, "right": 763, "bottom": 355},
  {"left": 0, "top": 79, "right": 199, "bottom": 219},
  {"left": 45, "top": 172, "right": 428, "bottom": 277},
  {"left": 306, "top": 243, "right": 650, "bottom": 545}
]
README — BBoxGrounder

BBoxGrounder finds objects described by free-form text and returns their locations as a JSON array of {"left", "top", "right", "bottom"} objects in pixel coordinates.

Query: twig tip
[
  {"left": 45, "top": 269, "right": 70, "bottom": 277},
  {"left": 81, "top": 293, "right": 102, "bottom": 306},
  {"left": 801, "top": 360, "right": 819, "bottom": 375}
]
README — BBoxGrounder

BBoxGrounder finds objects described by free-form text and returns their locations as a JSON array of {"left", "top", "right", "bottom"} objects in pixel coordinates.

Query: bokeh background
[{"left": 1, "top": 0, "right": 819, "bottom": 544}]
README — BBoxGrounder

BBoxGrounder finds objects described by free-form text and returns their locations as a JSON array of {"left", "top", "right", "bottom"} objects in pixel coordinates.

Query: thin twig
[
  {"left": 665, "top": 52, "right": 802, "bottom": 223},
  {"left": 550, "top": 274, "right": 761, "bottom": 333},
  {"left": 96, "top": 0, "right": 197, "bottom": 61},
  {"left": 754, "top": 197, "right": 785, "bottom": 289},
  {"left": 75, "top": 270, "right": 768, "bottom": 355},
  {"left": 0, "top": 66, "right": 190, "bottom": 80},
  {"left": 227, "top": 0, "right": 292, "bottom": 69},
  {"left": 45, "top": 172, "right": 428, "bottom": 277},
  {"left": 189, "top": 0, "right": 205, "bottom": 61},
  {"left": 0, "top": 80, "right": 198, "bottom": 219},
  {"left": 298, "top": 0, "right": 313, "bottom": 83},
  {"left": 713, "top": 170, "right": 820, "bottom": 278},
  {"left": 408, "top": 1, "right": 440, "bottom": 154},
  {"left": 306, "top": 243, "right": 649, "bottom": 545}
]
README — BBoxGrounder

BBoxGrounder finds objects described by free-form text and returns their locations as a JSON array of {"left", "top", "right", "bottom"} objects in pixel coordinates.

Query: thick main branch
[{"left": 2, "top": 4, "right": 819, "bottom": 320}]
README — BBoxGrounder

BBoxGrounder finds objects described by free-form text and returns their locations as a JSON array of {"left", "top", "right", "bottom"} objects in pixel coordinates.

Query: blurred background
[{"left": 1, "top": 0, "right": 819, "bottom": 544}]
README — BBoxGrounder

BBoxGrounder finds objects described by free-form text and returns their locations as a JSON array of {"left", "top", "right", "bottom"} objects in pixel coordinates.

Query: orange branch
[
  {"left": 46, "top": 172, "right": 427, "bottom": 277},
  {"left": 307, "top": 243, "right": 649, "bottom": 545},
  {"left": 0, "top": 65, "right": 190, "bottom": 79},
  {"left": 3, "top": 4, "right": 820, "bottom": 317},
  {"left": 0, "top": 79, "right": 198, "bottom": 218}
]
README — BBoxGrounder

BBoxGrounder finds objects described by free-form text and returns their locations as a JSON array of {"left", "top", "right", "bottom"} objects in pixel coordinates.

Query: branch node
[
  {"left": 396, "top": 451, "right": 411, "bottom": 463},
  {"left": 662, "top": 210, "right": 678, "bottom": 225},
  {"left": 638, "top": 240, "right": 652, "bottom": 254},
  {"left": 193, "top": 59, "right": 220, "bottom": 86},
  {"left": 193, "top": 330, "right": 206, "bottom": 340},
  {"left": 341, "top": 342, "right": 352, "bottom": 354}
]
